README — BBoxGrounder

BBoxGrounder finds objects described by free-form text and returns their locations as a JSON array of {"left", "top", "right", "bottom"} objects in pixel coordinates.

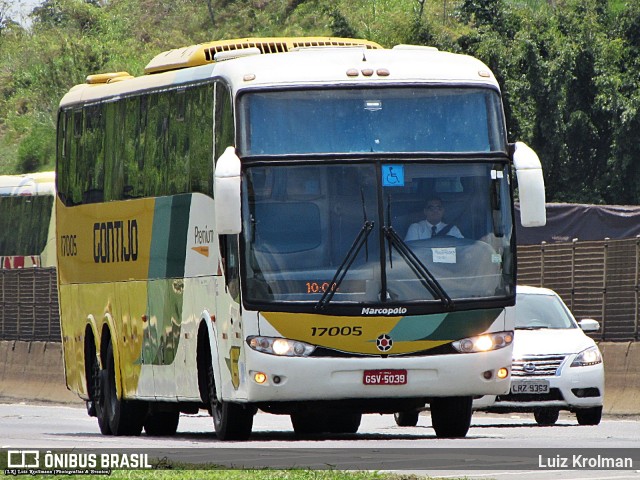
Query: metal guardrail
[
  {"left": 1, "top": 238, "right": 639, "bottom": 342},
  {"left": 0, "top": 268, "right": 60, "bottom": 342},
  {"left": 519, "top": 237, "right": 640, "bottom": 342}
]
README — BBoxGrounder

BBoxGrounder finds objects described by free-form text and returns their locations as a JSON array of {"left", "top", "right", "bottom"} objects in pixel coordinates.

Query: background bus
[
  {"left": 0, "top": 171, "right": 59, "bottom": 342},
  {"left": 56, "top": 37, "right": 545, "bottom": 440},
  {"left": 0, "top": 171, "right": 56, "bottom": 268}
]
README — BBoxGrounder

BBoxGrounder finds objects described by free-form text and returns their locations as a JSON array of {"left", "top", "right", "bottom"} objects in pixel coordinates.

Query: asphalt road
[{"left": 1, "top": 403, "right": 639, "bottom": 479}]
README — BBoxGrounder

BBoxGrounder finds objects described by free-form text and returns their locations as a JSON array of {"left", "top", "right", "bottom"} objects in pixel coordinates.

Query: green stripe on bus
[{"left": 149, "top": 194, "right": 192, "bottom": 279}]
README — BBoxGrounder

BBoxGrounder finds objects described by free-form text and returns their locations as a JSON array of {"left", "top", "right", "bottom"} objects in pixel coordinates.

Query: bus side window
[{"left": 220, "top": 234, "right": 240, "bottom": 302}]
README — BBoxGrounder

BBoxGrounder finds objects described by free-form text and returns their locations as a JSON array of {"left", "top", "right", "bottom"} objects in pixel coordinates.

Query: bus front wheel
[
  {"left": 207, "top": 362, "right": 254, "bottom": 440},
  {"left": 430, "top": 396, "right": 472, "bottom": 438}
]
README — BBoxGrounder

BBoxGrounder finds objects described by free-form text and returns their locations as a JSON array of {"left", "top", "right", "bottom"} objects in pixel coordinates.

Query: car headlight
[
  {"left": 570, "top": 346, "right": 602, "bottom": 367},
  {"left": 452, "top": 331, "right": 513, "bottom": 353},
  {"left": 247, "top": 336, "right": 316, "bottom": 357}
]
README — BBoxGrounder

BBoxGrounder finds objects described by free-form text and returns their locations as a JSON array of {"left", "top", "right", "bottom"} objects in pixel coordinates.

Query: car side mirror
[{"left": 579, "top": 319, "right": 600, "bottom": 332}]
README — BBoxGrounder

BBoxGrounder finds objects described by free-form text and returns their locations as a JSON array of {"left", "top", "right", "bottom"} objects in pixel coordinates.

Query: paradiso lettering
[{"left": 93, "top": 220, "right": 139, "bottom": 263}]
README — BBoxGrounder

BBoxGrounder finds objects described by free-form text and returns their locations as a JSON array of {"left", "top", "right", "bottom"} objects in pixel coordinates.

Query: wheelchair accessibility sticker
[{"left": 382, "top": 165, "right": 404, "bottom": 187}]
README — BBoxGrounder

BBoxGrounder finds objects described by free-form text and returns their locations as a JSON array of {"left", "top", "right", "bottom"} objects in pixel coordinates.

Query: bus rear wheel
[
  {"left": 144, "top": 408, "right": 180, "bottom": 436},
  {"left": 430, "top": 396, "right": 472, "bottom": 438},
  {"left": 88, "top": 349, "right": 111, "bottom": 435},
  {"left": 102, "top": 343, "right": 146, "bottom": 436},
  {"left": 207, "top": 362, "right": 254, "bottom": 440}
]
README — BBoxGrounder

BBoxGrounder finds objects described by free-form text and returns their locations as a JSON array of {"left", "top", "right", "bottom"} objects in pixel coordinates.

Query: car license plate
[
  {"left": 363, "top": 369, "right": 407, "bottom": 385},
  {"left": 511, "top": 380, "right": 550, "bottom": 394}
]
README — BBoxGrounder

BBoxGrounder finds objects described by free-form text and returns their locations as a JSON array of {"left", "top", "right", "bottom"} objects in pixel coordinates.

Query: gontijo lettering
[{"left": 93, "top": 220, "right": 138, "bottom": 263}]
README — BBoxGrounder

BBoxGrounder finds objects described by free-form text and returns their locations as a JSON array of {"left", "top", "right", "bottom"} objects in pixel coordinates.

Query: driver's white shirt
[{"left": 404, "top": 220, "right": 463, "bottom": 241}]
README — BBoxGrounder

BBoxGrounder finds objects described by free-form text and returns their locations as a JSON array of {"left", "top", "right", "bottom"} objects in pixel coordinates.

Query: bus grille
[{"left": 511, "top": 355, "right": 566, "bottom": 377}]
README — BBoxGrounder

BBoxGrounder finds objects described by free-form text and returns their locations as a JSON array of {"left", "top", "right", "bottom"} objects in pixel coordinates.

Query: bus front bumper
[{"left": 237, "top": 346, "right": 513, "bottom": 403}]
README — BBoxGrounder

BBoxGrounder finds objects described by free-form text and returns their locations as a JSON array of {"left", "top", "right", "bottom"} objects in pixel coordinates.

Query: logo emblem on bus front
[{"left": 376, "top": 334, "right": 393, "bottom": 352}]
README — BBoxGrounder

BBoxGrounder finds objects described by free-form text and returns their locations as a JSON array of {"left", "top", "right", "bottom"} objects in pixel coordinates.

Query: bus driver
[{"left": 405, "top": 197, "right": 463, "bottom": 241}]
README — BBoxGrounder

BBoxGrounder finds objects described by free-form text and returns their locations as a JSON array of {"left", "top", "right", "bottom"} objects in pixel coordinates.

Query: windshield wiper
[
  {"left": 383, "top": 226, "right": 453, "bottom": 308},
  {"left": 383, "top": 194, "right": 452, "bottom": 307},
  {"left": 516, "top": 325, "right": 550, "bottom": 330},
  {"left": 315, "top": 220, "right": 374, "bottom": 310}
]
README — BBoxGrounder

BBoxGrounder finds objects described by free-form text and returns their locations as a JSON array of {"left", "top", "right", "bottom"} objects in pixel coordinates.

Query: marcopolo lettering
[
  {"left": 362, "top": 307, "right": 408, "bottom": 315},
  {"left": 93, "top": 219, "right": 138, "bottom": 263}
]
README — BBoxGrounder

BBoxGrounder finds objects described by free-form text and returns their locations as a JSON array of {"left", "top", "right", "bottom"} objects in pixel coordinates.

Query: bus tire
[
  {"left": 394, "top": 410, "right": 419, "bottom": 427},
  {"left": 290, "top": 413, "right": 324, "bottom": 435},
  {"left": 207, "top": 362, "right": 254, "bottom": 440},
  {"left": 327, "top": 412, "right": 361, "bottom": 434},
  {"left": 430, "top": 396, "right": 472, "bottom": 438},
  {"left": 103, "top": 343, "right": 146, "bottom": 436},
  {"left": 144, "top": 409, "right": 180, "bottom": 436},
  {"left": 87, "top": 347, "right": 111, "bottom": 435},
  {"left": 96, "top": 369, "right": 112, "bottom": 435}
]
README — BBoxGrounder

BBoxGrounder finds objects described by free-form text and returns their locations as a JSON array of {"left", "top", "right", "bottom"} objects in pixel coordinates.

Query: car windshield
[{"left": 515, "top": 292, "right": 576, "bottom": 329}]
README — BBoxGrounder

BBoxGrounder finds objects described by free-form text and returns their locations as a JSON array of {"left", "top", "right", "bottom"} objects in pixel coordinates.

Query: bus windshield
[
  {"left": 240, "top": 87, "right": 507, "bottom": 155},
  {"left": 241, "top": 161, "right": 513, "bottom": 312}
]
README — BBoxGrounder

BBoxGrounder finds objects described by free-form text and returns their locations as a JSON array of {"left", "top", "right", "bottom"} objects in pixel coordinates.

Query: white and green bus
[
  {"left": 0, "top": 171, "right": 56, "bottom": 269},
  {"left": 56, "top": 37, "right": 546, "bottom": 439}
]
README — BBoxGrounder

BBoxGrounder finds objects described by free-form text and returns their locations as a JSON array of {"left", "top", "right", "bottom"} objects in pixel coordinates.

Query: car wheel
[
  {"left": 533, "top": 407, "right": 559, "bottom": 426},
  {"left": 394, "top": 410, "right": 419, "bottom": 427},
  {"left": 576, "top": 406, "right": 602, "bottom": 426}
]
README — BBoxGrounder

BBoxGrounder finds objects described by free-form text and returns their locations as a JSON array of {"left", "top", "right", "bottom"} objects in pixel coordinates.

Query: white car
[{"left": 473, "top": 285, "right": 604, "bottom": 425}]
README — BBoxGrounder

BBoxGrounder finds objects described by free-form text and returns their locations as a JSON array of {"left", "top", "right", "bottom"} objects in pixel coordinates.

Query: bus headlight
[
  {"left": 247, "top": 336, "right": 316, "bottom": 357},
  {"left": 452, "top": 331, "right": 513, "bottom": 353},
  {"left": 570, "top": 346, "right": 602, "bottom": 367}
]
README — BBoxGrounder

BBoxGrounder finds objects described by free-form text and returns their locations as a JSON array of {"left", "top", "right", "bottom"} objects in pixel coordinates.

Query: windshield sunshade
[{"left": 240, "top": 87, "right": 507, "bottom": 155}]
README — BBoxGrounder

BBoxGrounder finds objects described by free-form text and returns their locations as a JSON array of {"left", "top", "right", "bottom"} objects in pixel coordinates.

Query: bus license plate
[
  {"left": 511, "top": 380, "right": 549, "bottom": 394},
  {"left": 363, "top": 369, "right": 407, "bottom": 386}
]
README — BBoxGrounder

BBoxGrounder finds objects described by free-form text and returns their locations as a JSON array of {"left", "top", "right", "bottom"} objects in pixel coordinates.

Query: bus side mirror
[
  {"left": 512, "top": 142, "right": 546, "bottom": 227},
  {"left": 214, "top": 146, "right": 242, "bottom": 234}
]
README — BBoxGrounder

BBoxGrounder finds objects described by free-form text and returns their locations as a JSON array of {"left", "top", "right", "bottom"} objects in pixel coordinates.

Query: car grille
[{"left": 511, "top": 355, "right": 566, "bottom": 377}]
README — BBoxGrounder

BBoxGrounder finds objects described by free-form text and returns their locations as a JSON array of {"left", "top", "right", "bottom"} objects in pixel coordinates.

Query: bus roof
[
  {"left": 0, "top": 171, "right": 56, "bottom": 196},
  {"left": 59, "top": 38, "right": 500, "bottom": 109}
]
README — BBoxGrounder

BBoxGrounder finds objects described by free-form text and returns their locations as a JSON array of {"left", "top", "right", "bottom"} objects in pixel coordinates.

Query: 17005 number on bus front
[{"left": 363, "top": 369, "right": 407, "bottom": 385}]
